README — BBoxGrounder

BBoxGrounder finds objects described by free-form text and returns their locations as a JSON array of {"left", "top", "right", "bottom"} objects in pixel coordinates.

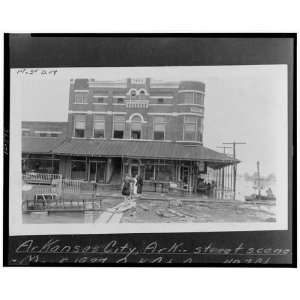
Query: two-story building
[{"left": 22, "top": 78, "right": 237, "bottom": 193}]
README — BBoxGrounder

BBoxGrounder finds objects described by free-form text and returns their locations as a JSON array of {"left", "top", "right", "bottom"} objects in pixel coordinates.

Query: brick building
[{"left": 22, "top": 78, "right": 237, "bottom": 192}]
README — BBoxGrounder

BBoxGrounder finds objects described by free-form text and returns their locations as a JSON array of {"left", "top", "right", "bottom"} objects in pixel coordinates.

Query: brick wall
[{"left": 67, "top": 78, "right": 205, "bottom": 144}]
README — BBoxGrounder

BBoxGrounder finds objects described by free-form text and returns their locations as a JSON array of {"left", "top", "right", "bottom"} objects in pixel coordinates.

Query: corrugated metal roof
[
  {"left": 22, "top": 137, "right": 65, "bottom": 154},
  {"left": 51, "top": 139, "right": 238, "bottom": 163}
]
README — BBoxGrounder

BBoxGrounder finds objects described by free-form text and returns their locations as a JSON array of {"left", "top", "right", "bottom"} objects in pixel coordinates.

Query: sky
[{"left": 14, "top": 65, "right": 287, "bottom": 176}]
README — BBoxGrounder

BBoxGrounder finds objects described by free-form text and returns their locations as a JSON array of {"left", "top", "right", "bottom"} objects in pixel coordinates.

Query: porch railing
[{"left": 23, "top": 172, "right": 62, "bottom": 185}]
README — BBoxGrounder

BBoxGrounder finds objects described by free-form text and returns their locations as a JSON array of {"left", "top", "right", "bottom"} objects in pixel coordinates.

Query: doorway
[
  {"left": 89, "top": 161, "right": 105, "bottom": 183},
  {"left": 180, "top": 166, "right": 190, "bottom": 185},
  {"left": 130, "top": 164, "right": 140, "bottom": 177}
]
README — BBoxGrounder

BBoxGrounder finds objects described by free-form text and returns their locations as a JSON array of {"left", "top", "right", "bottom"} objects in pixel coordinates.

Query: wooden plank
[
  {"left": 95, "top": 211, "right": 113, "bottom": 223},
  {"left": 108, "top": 213, "right": 123, "bottom": 223}
]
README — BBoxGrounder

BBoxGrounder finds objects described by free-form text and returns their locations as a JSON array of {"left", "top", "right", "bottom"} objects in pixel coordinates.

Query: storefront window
[
  {"left": 156, "top": 165, "right": 173, "bottom": 181},
  {"left": 71, "top": 160, "right": 86, "bottom": 180},
  {"left": 144, "top": 164, "right": 155, "bottom": 180},
  {"left": 23, "top": 158, "right": 59, "bottom": 174}
]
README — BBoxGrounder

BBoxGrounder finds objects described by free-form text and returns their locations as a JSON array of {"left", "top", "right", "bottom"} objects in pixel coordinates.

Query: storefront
[{"left": 22, "top": 154, "right": 60, "bottom": 174}]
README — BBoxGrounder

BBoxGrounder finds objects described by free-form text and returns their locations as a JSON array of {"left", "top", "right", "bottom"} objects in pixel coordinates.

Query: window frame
[
  {"left": 93, "top": 115, "right": 105, "bottom": 139},
  {"left": 95, "top": 97, "right": 105, "bottom": 104},
  {"left": 74, "top": 93, "right": 88, "bottom": 104},
  {"left": 113, "top": 115, "right": 125, "bottom": 139},
  {"left": 153, "top": 116, "right": 167, "bottom": 141},
  {"left": 130, "top": 115, "right": 143, "bottom": 140},
  {"left": 73, "top": 115, "right": 86, "bottom": 138},
  {"left": 183, "top": 116, "right": 198, "bottom": 141},
  {"left": 181, "top": 91, "right": 204, "bottom": 105}
]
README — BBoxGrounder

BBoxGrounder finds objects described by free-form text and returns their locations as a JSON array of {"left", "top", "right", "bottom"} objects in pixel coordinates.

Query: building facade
[{"left": 22, "top": 78, "right": 236, "bottom": 193}]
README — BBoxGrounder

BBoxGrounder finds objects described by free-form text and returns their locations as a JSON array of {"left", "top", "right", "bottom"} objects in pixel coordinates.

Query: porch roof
[
  {"left": 22, "top": 137, "right": 65, "bottom": 154},
  {"left": 52, "top": 139, "right": 239, "bottom": 165}
]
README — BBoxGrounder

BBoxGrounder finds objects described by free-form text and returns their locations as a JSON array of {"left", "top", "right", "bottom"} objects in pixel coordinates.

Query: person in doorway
[
  {"left": 137, "top": 174, "right": 143, "bottom": 196},
  {"left": 132, "top": 174, "right": 138, "bottom": 198},
  {"left": 121, "top": 175, "right": 131, "bottom": 202}
]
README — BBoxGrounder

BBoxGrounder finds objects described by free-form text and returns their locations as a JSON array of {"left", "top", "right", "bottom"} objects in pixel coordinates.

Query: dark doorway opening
[{"left": 110, "top": 157, "right": 122, "bottom": 184}]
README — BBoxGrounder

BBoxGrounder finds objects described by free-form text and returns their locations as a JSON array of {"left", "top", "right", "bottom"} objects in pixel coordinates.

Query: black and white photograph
[
  {"left": 4, "top": 34, "right": 295, "bottom": 269},
  {"left": 9, "top": 65, "right": 288, "bottom": 234}
]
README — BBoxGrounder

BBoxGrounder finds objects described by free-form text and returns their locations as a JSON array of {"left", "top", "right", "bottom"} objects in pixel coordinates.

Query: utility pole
[
  {"left": 216, "top": 146, "right": 232, "bottom": 154},
  {"left": 256, "top": 161, "right": 261, "bottom": 200},
  {"left": 222, "top": 141, "right": 246, "bottom": 200},
  {"left": 216, "top": 146, "right": 232, "bottom": 199}
]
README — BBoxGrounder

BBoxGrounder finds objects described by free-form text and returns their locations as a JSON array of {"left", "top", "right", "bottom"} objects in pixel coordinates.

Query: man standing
[{"left": 137, "top": 174, "right": 143, "bottom": 196}]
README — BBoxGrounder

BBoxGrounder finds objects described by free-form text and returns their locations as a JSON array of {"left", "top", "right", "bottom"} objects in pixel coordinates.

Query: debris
[
  {"left": 156, "top": 209, "right": 173, "bottom": 218},
  {"left": 169, "top": 199, "right": 183, "bottom": 207},
  {"left": 139, "top": 204, "right": 149, "bottom": 211},
  {"left": 117, "top": 201, "right": 136, "bottom": 212},
  {"left": 168, "top": 208, "right": 185, "bottom": 217}
]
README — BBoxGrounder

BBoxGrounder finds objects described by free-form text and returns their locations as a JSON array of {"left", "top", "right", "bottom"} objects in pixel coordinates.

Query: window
[
  {"left": 139, "top": 90, "right": 146, "bottom": 100},
  {"left": 131, "top": 90, "right": 137, "bottom": 97},
  {"left": 182, "top": 92, "right": 194, "bottom": 104},
  {"left": 117, "top": 98, "right": 124, "bottom": 104},
  {"left": 184, "top": 116, "right": 197, "bottom": 141},
  {"left": 198, "top": 118, "right": 203, "bottom": 142},
  {"left": 24, "top": 158, "right": 59, "bottom": 174},
  {"left": 156, "top": 165, "right": 173, "bottom": 181},
  {"left": 34, "top": 131, "right": 61, "bottom": 137},
  {"left": 157, "top": 98, "right": 164, "bottom": 104},
  {"left": 195, "top": 93, "right": 204, "bottom": 105},
  {"left": 71, "top": 160, "right": 86, "bottom": 180},
  {"left": 181, "top": 92, "right": 204, "bottom": 105},
  {"left": 95, "top": 97, "right": 104, "bottom": 104},
  {"left": 74, "top": 94, "right": 88, "bottom": 104},
  {"left": 93, "top": 115, "right": 105, "bottom": 138},
  {"left": 144, "top": 164, "right": 155, "bottom": 180},
  {"left": 113, "top": 115, "right": 125, "bottom": 139},
  {"left": 153, "top": 117, "right": 166, "bottom": 140},
  {"left": 22, "top": 130, "right": 30, "bottom": 136},
  {"left": 130, "top": 116, "right": 142, "bottom": 139},
  {"left": 74, "top": 115, "right": 86, "bottom": 138}
]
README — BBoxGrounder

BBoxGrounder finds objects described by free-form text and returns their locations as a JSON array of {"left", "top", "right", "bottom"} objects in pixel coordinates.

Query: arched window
[
  {"left": 135, "top": 88, "right": 148, "bottom": 100},
  {"left": 131, "top": 115, "right": 142, "bottom": 122},
  {"left": 130, "top": 115, "right": 142, "bottom": 139}
]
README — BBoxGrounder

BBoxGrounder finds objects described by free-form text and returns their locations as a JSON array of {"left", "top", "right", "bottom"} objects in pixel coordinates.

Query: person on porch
[{"left": 137, "top": 174, "right": 143, "bottom": 196}]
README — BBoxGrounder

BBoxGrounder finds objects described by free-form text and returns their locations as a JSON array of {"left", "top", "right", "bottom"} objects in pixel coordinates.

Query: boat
[{"left": 244, "top": 161, "right": 276, "bottom": 202}]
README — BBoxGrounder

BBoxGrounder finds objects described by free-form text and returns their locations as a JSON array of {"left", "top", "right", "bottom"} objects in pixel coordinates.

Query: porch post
[
  {"left": 221, "top": 166, "right": 225, "bottom": 199},
  {"left": 86, "top": 156, "right": 88, "bottom": 181}
]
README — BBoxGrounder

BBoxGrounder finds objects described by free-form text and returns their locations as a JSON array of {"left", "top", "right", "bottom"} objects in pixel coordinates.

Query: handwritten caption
[
  {"left": 10, "top": 239, "right": 291, "bottom": 265},
  {"left": 16, "top": 69, "right": 58, "bottom": 76}
]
